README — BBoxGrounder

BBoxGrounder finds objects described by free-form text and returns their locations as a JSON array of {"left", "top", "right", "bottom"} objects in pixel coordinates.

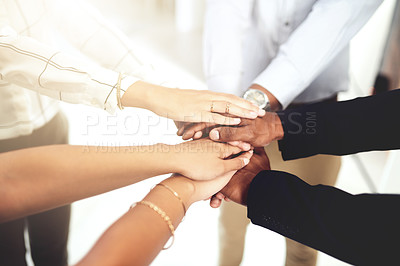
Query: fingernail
[
  {"left": 210, "top": 130, "right": 219, "bottom": 140},
  {"left": 194, "top": 131, "right": 202, "bottom": 139},
  {"left": 233, "top": 118, "right": 241, "bottom": 124},
  {"left": 259, "top": 109, "right": 266, "bottom": 116},
  {"left": 249, "top": 111, "right": 257, "bottom": 118},
  {"left": 249, "top": 149, "right": 254, "bottom": 154},
  {"left": 243, "top": 158, "right": 250, "bottom": 165}
]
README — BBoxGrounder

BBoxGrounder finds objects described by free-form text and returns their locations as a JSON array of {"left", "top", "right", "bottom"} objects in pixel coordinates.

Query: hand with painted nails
[
  {"left": 126, "top": 82, "right": 265, "bottom": 125},
  {"left": 208, "top": 112, "right": 284, "bottom": 147},
  {"left": 210, "top": 147, "right": 270, "bottom": 207},
  {"left": 173, "top": 139, "right": 253, "bottom": 181}
]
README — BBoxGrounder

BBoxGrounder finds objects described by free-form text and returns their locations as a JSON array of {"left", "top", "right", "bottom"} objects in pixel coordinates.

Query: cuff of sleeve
[
  {"left": 90, "top": 69, "right": 138, "bottom": 114},
  {"left": 206, "top": 74, "right": 244, "bottom": 96},
  {"left": 246, "top": 171, "right": 269, "bottom": 211},
  {"left": 247, "top": 170, "right": 304, "bottom": 237},
  {"left": 247, "top": 171, "right": 280, "bottom": 222},
  {"left": 277, "top": 107, "right": 320, "bottom": 160},
  {"left": 253, "top": 56, "right": 306, "bottom": 109}
]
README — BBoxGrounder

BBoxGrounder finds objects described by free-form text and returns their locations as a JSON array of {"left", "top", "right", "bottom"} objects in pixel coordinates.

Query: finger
[
  {"left": 223, "top": 150, "right": 253, "bottom": 172},
  {"left": 210, "top": 195, "right": 223, "bottom": 208},
  {"left": 187, "top": 122, "right": 216, "bottom": 133},
  {"left": 177, "top": 127, "right": 184, "bottom": 136},
  {"left": 182, "top": 130, "right": 195, "bottom": 140},
  {"left": 228, "top": 141, "right": 252, "bottom": 151},
  {"left": 214, "top": 192, "right": 226, "bottom": 200},
  {"left": 205, "top": 113, "right": 241, "bottom": 125},
  {"left": 177, "top": 125, "right": 188, "bottom": 136},
  {"left": 193, "top": 131, "right": 203, "bottom": 139},
  {"left": 214, "top": 94, "right": 265, "bottom": 117},
  {"left": 219, "top": 143, "right": 243, "bottom": 158},
  {"left": 210, "top": 101, "right": 258, "bottom": 119},
  {"left": 177, "top": 122, "right": 195, "bottom": 136},
  {"left": 180, "top": 122, "right": 216, "bottom": 139},
  {"left": 210, "top": 127, "right": 250, "bottom": 143}
]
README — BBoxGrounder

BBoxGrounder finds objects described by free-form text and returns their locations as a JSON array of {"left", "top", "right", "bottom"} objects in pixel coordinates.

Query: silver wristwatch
[{"left": 243, "top": 89, "right": 271, "bottom": 111}]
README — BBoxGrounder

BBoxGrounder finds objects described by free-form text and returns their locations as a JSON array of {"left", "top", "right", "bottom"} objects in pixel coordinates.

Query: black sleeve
[
  {"left": 247, "top": 170, "right": 400, "bottom": 265},
  {"left": 277, "top": 89, "right": 400, "bottom": 160}
]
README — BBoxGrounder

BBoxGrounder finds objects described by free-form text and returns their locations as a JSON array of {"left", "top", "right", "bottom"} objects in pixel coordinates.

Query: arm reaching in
[
  {"left": 210, "top": 147, "right": 270, "bottom": 208},
  {"left": 208, "top": 89, "right": 400, "bottom": 156},
  {"left": 0, "top": 139, "right": 252, "bottom": 222},
  {"left": 0, "top": 25, "right": 261, "bottom": 124},
  {"left": 77, "top": 171, "right": 239, "bottom": 266},
  {"left": 208, "top": 147, "right": 400, "bottom": 265},
  {"left": 123, "top": 81, "right": 264, "bottom": 125},
  {"left": 247, "top": 171, "right": 400, "bottom": 265}
]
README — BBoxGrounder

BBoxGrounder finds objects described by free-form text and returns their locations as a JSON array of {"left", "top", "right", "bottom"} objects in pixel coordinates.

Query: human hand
[
  {"left": 175, "top": 121, "right": 216, "bottom": 140},
  {"left": 164, "top": 88, "right": 265, "bottom": 124},
  {"left": 162, "top": 170, "right": 241, "bottom": 207},
  {"left": 210, "top": 147, "right": 270, "bottom": 207},
  {"left": 124, "top": 81, "right": 265, "bottom": 124},
  {"left": 207, "top": 112, "right": 284, "bottom": 147},
  {"left": 171, "top": 139, "right": 253, "bottom": 181}
]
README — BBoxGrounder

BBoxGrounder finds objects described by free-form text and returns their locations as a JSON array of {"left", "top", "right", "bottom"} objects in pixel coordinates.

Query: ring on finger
[{"left": 225, "top": 102, "right": 230, "bottom": 114}]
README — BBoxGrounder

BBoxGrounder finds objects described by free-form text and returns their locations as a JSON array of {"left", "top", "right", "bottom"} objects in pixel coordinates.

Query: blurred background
[{"left": 24, "top": 0, "right": 400, "bottom": 265}]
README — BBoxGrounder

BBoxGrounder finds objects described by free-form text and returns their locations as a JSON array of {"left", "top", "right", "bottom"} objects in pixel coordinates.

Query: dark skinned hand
[
  {"left": 210, "top": 147, "right": 271, "bottom": 207},
  {"left": 209, "top": 112, "right": 284, "bottom": 147}
]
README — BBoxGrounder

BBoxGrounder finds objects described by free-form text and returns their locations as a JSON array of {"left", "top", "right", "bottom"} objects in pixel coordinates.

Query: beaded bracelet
[{"left": 132, "top": 200, "right": 175, "bottom": 249}]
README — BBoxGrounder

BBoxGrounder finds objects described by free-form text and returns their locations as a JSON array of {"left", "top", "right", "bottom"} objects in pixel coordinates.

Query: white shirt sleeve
[
  {"left": 203, "top": 0, "right": 254, "bottom": 96},
  {"left": 49, "top": 0, "right": 147, "bottom": 77},
  {"left": 0, "top": 25, "right": 138, "bottom": 114},
  {"left": 253, "top": 0, "right": 383, "bottom": 109}
]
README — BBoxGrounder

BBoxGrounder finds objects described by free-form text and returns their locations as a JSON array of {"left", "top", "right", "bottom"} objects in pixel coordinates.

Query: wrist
[
  {"left": 122, "top": 81, "right": 164, "bottom": 112},
  {"left": 166, "top": 144, "right": 185, "bottom": 175},
  {"left": 249, "top": 84, "right": 282, "bottom": 111},
  {"left": 272, "top": 112, "right": 284, "bottom": 141},
  {"left": 161, "top": 175, "right": 196, "bottom": 208}
]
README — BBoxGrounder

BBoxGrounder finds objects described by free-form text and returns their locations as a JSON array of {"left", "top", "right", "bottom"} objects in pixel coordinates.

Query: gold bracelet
[
  {"left": 132, "top": 200, "right": 175, "bottom": 249},
  {"left": 156, "top": 183, "right": 187, "bottom": 216},
  {"left": 116, "top": 72, "right": 124, "bottom": 110}
]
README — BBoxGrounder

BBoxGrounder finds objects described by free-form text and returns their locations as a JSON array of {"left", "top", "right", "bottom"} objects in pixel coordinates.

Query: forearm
[
  {"left": 121, "top": 81, "right": 175, "bottom": 117},
  {"left": 247, "top": 170, "right": 400, "bottom": 265},
  {"left": 278, "top": 89, "right": 400, "bottom": 160},
  {"left": 76, "top": 176, "right": 194, "bottom": 266},
  {"left": 253, "top": 0, "right": 383, "bottom": 108},
  {"left": 0, "top": 144, "right": 177, "bottom": 222},
  {"left": 0, "top": 26, "right": 138, "bottom": 113}
]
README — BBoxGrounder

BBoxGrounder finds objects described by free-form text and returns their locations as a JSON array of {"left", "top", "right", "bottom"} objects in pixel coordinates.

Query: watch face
[{"left": 244, "top": 89, "right": 267, "bottom": 109}]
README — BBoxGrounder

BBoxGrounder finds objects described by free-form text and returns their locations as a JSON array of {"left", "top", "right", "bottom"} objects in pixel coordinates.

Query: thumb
[
  {"left": 210, "top": 127, "right": 242, "bottom": 142},
  {"left": 210, "top": 194, "right": 223, "bottom": 208},
  {"left": 223, "top": 150, "right": 253, "bottom": 172}
]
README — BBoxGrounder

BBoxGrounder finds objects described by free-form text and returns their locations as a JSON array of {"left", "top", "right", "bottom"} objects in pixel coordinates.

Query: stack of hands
[{"left": 158, "top": 89, "right": 285, "bottom": 209}]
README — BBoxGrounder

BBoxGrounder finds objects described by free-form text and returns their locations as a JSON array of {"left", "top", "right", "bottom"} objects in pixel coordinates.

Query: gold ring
[
  {"left": 210, "top": 102, "right": 214, "bottom": 112},
  {"left": 225, "top": 102, "right": 230, "bottom": 114}
]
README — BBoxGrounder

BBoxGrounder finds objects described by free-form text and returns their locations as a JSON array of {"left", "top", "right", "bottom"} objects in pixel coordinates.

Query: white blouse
[{"left": 0, "top": 0, "right": 156, "bottom": 139}]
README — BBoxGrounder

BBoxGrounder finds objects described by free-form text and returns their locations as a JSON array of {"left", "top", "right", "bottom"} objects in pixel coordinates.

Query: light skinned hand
[
  {"left": 210, "top": 147, "right": 270, "bottom": 207},
  {"left": 172, "top": 139, "right": 253, "bottom": 181},
  {"left": 164, "top": 169, "right": 244, "bottom": 206},
  {"left": 126, "top": 81, "right": 265, "bottom": 125}
]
